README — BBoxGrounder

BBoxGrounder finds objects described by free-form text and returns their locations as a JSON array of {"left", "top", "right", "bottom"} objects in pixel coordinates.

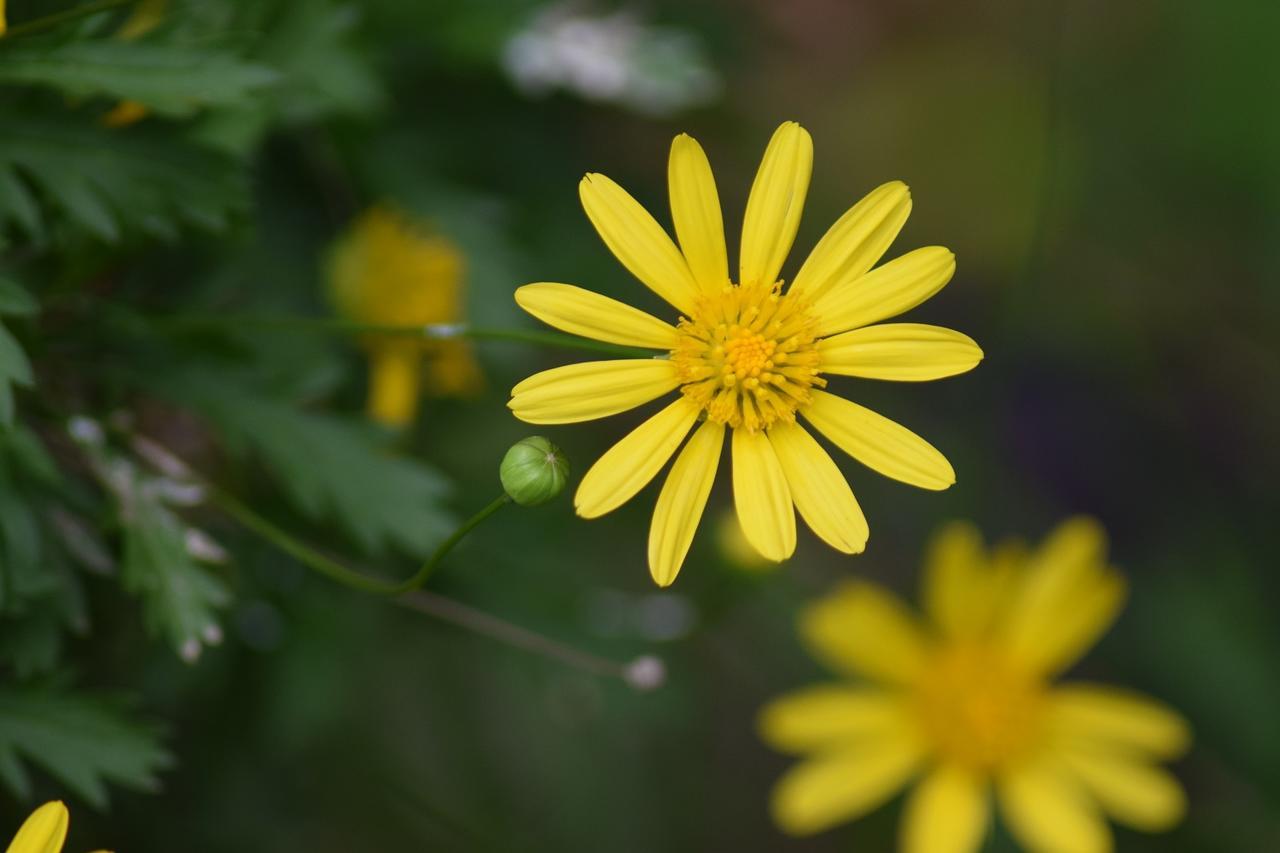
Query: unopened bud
[
  {"left": 500, "top": 436, "right": 569, "bottom": 506},
  {"left": 623, "top": 655, "right": 666, "bottom": 691}
]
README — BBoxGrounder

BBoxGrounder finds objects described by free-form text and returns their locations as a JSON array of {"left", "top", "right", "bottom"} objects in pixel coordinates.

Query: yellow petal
[
  {"left": 901, "top": 765, "right": 990, "bottom": 853},
  {"left": 509, "top": 359, "right": 678, "bottom": 424},
  {"left": 800, "top": 580, "right": 930, "bottom": 684},
  {"left": 668, "top": 134, "right": 728, "bottom": 293},
  {"left": 997, "top": 762, "right": 1112, "bottom": 853},
  {"left": 1000, "top": 518, "right": 1127, "bottom": 675},
  {"left": 1058, "top": 748, "right": 1186, "bottom": 832},
  {"left": 740, "top": 122, "right": 812, "bottom": 288},
  {"left": 648, "top": 420, "right": 723, "bottom": 586},
  {"left": 731, "top": 428, "right": 796, "bottom": 562},
  {"left": 575, "top": 397, "right": 701, "bottom": 518},
  {"left": 768, "top": 421, "right": 868, "bottom": 554},
  {"left": 770, "top": 727, "right": 924, "bottom": 836},
  {"left": 790, "top": 181, "right": 912, "bottom": 301},
  {"left": 818, "top": 324, "right": 983, "bottom": 382},
  {"left": 921, "top": 521, "right": 992, "bottom": 639},
  {"left": 579, "top": 173, "right": 700, "bottom": 315},
  {"left": 1048, "top": 685, "right": 1191, "bottom": 759},
  {"left": 515, "top": 283, "right": 678, "bottom": 349},
  {"left": 812, "top": 246, "right": 956, "bottom": 337},
  {"left": 757, "top": 685, "right": 906, "bottom": 754},
  {"left": 802, "top": 390, "right": 955, "bottom": 491},
  {"left": 6, "top": 801, "right": 69, "bottom": 853}
]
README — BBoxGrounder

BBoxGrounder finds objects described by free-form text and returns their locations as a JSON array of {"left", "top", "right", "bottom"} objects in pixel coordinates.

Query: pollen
[
  {"left": 912, "top": 643, "right": 1047, "bottom": 771},
  {"left": 671, "top": 281, "right": 824, "bottom": 431}
]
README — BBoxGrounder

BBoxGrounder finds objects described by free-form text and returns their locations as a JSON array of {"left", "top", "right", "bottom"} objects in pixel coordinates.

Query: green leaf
[
  {"left": 0, "top": 322, "right": 33, "bottom": 426},
  {"left": 0, "top": 682, "right": 171, "bottom": 809},
  {"left": 0, "top": 39, "right": 279, "bottom": 118},
  {"left": 120, "top": 483, "right": 231, "bottom": 661},
  {"left": 161, "top": 374, "right": 454, "bottom": 556},
  {"left": 0, "top": 116, "right": 249, "bottom": 243},
  {"left": 0, "top": 278, "right": 38, "bottom": 317}
]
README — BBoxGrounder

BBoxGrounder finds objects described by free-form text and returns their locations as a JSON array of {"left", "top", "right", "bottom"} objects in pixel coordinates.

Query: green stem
[
  {"left": 3, "top": 0, "right": 134, "bottom": 38},
  {"left": 210, "top": 486, "right": 510, "bottom": 596},
  {"left": 164, "top": 314, "right": 660, "bottom": 359}
]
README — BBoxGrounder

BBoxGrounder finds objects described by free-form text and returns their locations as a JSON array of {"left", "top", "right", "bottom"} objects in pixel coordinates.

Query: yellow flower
[
  {"left": 509, "top": 122, "right": 981, "bottom": 585},
  {"left": 1, "top": 0, "right": 7, "bottom": 37},
  {"left": 758, "top": 518, "right": 1191, "bottom": 851},
  {"left": 329, "top": 204, "right": 483, "bottom": 428}
]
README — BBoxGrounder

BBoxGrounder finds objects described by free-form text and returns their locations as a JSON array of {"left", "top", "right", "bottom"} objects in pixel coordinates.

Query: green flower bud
[{"left": 500, "top": 436, "right": 569, "bottom": 506}]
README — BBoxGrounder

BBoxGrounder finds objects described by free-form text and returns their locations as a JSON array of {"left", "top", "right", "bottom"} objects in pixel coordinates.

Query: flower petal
[
  {"left": 668, "top": 133, "right": 728, "bottom": 293},
  {"left": 902, "top": 765, "right": 990, "bottom": 853},
  {"left": 509, "top": 359, "right": 678, "bottom": 424},
  {"left": 579, "top": 173, "right": 700, "bottom": 314},
  {"left": 740, "top": 121, "right": 813, "bottom": 288},
  {"left": 575, "top": 397, "right": 701, "bottom": 518},
  {"left": 768, "top": 421, "right": 868, "bottom": 554},
  {"left": 648, "top": 420, "right": 723, "bottom": 586},
  {"left": 515, "top": 283, "right": 678, "bottom": 349},
  {"left": 802, "top": 390, "right": 955, "bottom": 491},
  {"left": 818, "top": 323, "right": 983, "bottom": 382},
  {"left": 997, "top": 762, "right": 1112, "bottom": 853},
  {"left": 731, "top": 428, "right": 796, "bottom": 562},
  {"left": 7, "top": 801, "right": 69, "bottom": 853},
  {"left": 1000, "top": 517, "right": 1127, "bottom": 675},
  {"left": 1058, "top": 748, "right": 1187, "bottom": 832},
  {"left": 800, "top": 580, "right": 930, "bottom": 684},
  {"left": 757, "top": 685, "right": 906, "bottom": 754},
  {"left": 1048, "top": 684, "right": 1192, "bottom": 759},
  {"left": 770, "top": 727, "right": 925, "bottom": 836},
  {"left": 812, "top": 246, "right": 956, "bottom": 337},
  {"left": 922, "top": 521, "right": 995, "bottom": 639},
  {"left": 791, "top": 180, "right": 912, "bottom": 301}
]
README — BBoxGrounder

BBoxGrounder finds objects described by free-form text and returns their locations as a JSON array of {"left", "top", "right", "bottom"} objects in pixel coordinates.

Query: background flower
[{"left": 760, "top": 518, "right": 1190, "bottom": 851}]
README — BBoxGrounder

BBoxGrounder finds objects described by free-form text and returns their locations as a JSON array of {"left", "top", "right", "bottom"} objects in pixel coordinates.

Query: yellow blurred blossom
[
  {"left": 509, "top": 121, "right": 981, "bottom": 586},
  {"left": 328, "top": 204, "right": 482, "bottom": 428},
  {"left": 759, "top": 518, "right": 1190, "bottom": 851},
  {"left": 0, "top": 0, "right": 6, "bottom": 37},
  {"left": 4, "top": 801, "right": 109, "bottom": 853},
  {"left": 101, "top": 0, "right": 169, "bottom": 128},
  {"left": 714, "top": 509, "right": 775, "bottom": 573}
]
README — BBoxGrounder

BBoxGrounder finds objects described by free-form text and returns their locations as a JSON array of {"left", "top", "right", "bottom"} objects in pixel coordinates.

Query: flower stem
[
  {"left": 3, "top": 0, "right": 134, "bottom": 38},
  {"left": 164, "top": 313, "right": 660, "bottom": 359},
  {"left": 209, "top": 486, "right": 510, "bottom": 596}
]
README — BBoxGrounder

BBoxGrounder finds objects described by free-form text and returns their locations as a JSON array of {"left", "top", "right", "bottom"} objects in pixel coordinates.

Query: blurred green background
[{"left": 1, "top": 0, "right": 1277, "bottom": 850}]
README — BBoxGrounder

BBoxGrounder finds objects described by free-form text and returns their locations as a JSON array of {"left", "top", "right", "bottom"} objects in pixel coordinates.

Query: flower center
[
  {"left": 913, "top": 643, "right": 1046, "bottom": 772},
  {"left": 670, "top": 282, "right": 824, "bottom": 431}
]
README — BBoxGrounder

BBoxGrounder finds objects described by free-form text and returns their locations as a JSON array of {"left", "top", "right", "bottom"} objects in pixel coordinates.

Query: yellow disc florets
[
  {"left": 913, "top": 643, "right": 1047, "bottom": 771},
  {"left": 671, "top": 282, "right": 824, "bottom": 431}
]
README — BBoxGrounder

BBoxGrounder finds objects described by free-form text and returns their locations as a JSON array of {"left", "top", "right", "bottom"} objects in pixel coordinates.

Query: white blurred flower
[{"left": 503, "top": 4, "right": 720, "bottom": 116}]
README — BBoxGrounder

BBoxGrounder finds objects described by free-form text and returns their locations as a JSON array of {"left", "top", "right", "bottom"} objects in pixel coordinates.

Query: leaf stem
[
  {"left": 162, "top": 314, "right": 660, "bottom": 359},
  {"left": 3, "top": 0, "right": 134, "bottom": 39}
]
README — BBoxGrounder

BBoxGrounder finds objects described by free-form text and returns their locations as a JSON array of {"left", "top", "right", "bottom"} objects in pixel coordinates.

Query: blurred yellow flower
[
  {"left": 758, "top": 518, "right": 1191, "bottom": 851},
  {"left": 101, "top": 0, "right": 169, "bottom": 128},
  {"left": 0, "top": 0, "right": 7, "bottom": 37},
  {"left": 329, "top": 204, "right": 483, "bottom": 428},
  {"left": 510, "top": 121, "right": 981, "bottom": 586}
]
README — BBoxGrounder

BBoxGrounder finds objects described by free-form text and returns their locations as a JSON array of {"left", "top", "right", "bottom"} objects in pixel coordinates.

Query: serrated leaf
[
  {"left": 160, "top": 374, "right": 454, "bottom": 556},
  {"left": 120, "top": 485, "right": 230, "bottom": 660},
  {"left": 0, "top": 683, "right": 171, "bottom": 809},
  {"left": 0, "top": 39, "right": 279, "bottom": 117},
  {"left": 0, "top": 116, "right": 249, "bottom": 243}
]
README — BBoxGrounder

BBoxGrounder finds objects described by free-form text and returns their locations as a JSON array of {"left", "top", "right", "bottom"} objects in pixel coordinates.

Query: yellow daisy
[
  {"left": 329, "top": 204, "right": 483, "bottom": 428},
  {"left": 759, "top": 518, "right": 1191, "bottom": 852},
  {"left": 5, "top": 801, "right": 108, "bottom": 853},
  {"left": 509, "top": 121, "right": 981, "bottom": 585}
]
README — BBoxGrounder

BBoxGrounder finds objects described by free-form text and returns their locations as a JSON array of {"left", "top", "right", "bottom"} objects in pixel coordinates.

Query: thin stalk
[
  {"left": 210, "top": 486, "right": 510, "bottom": 596},
  {"left": 3, "top": 0, "right": 133, "bottom": 38},
  {"left": 164, "top": 314, "right": 660, "bottom": 359}
]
